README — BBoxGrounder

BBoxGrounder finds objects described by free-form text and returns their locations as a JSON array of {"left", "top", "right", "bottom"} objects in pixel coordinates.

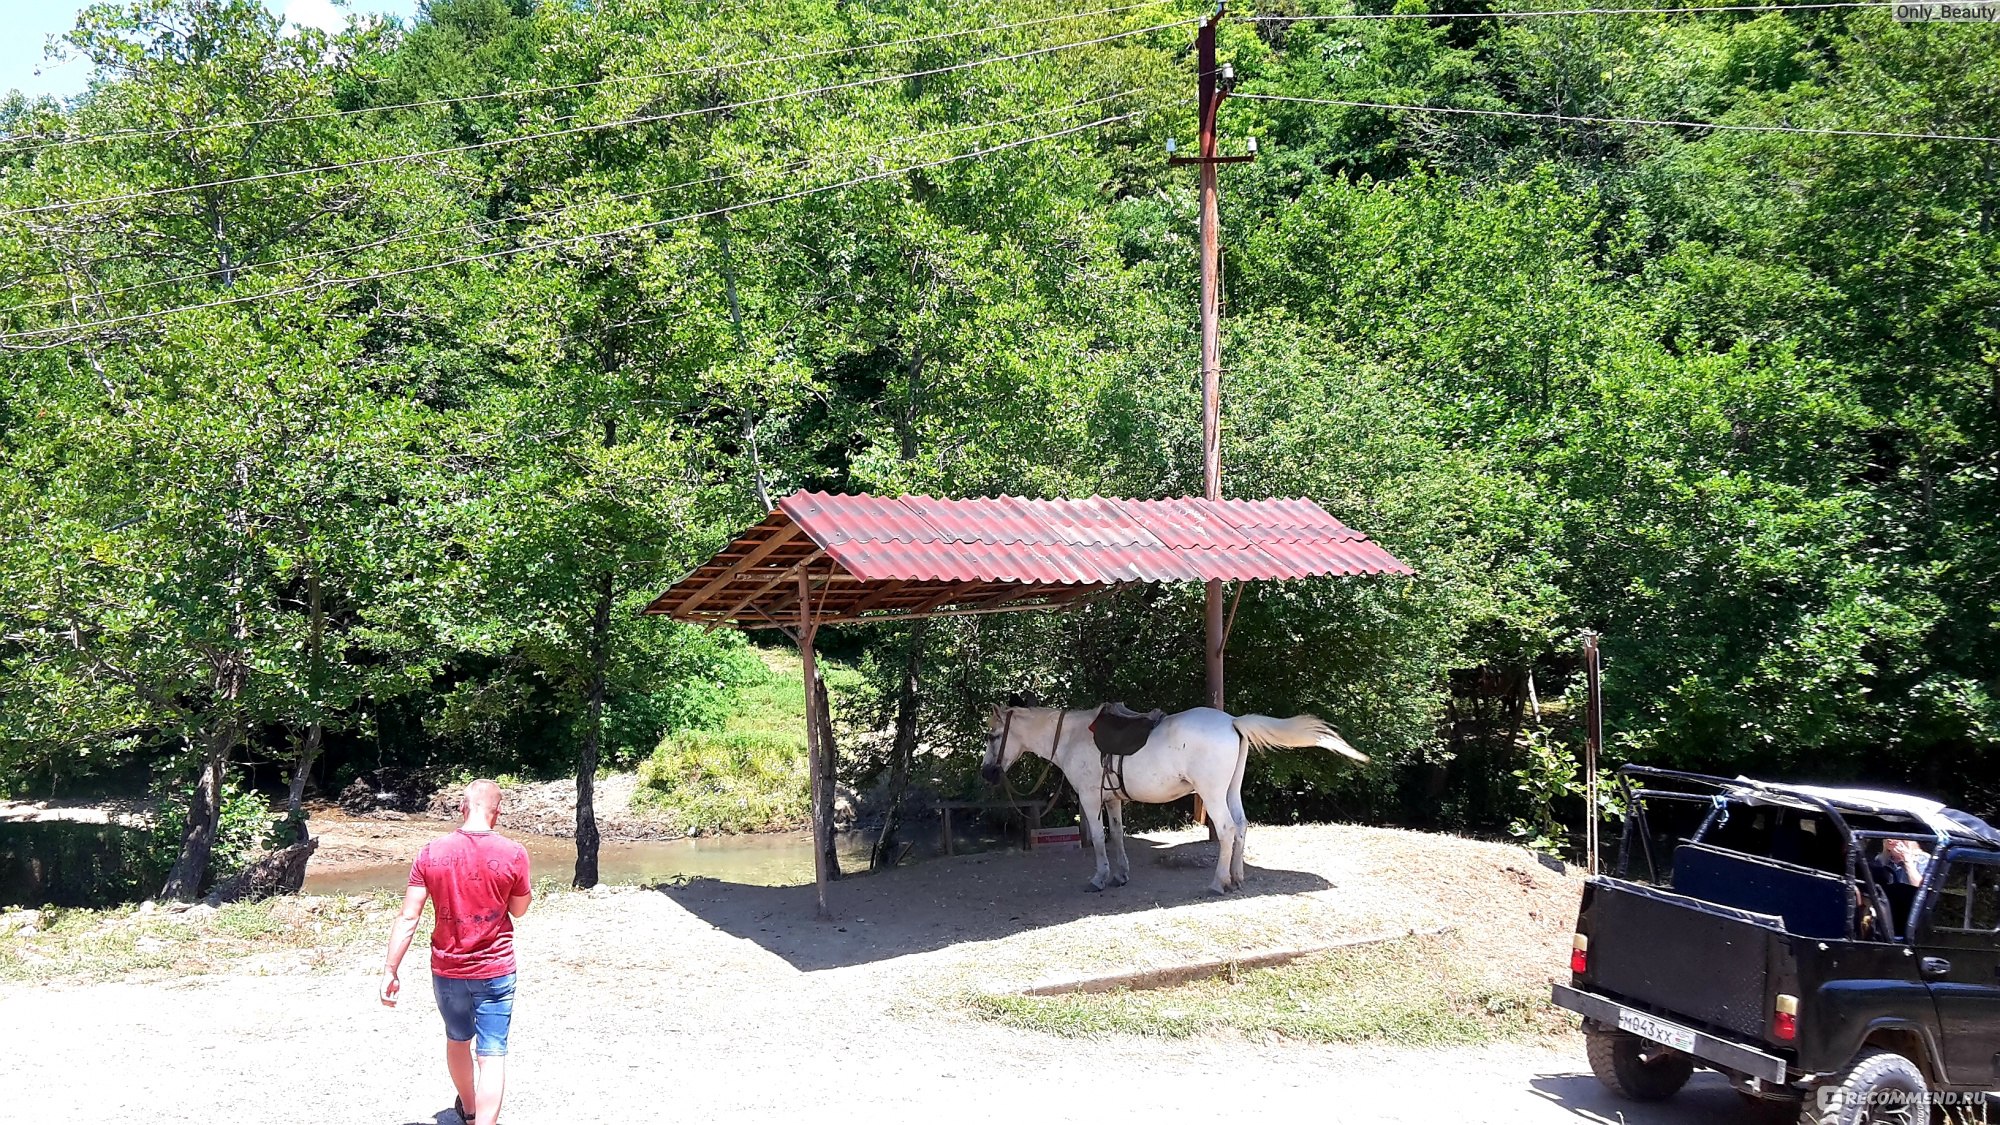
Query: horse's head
[{"left": 980, "top": 704, "right": 1024, "bottom": 785}]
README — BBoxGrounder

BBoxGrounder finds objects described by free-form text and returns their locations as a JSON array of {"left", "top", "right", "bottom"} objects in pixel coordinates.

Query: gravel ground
[{"left": 0, "top": 823, "right": 1752, "bottom": 1124}]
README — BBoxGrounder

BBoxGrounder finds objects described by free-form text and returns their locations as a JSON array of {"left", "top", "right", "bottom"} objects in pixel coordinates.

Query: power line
[
  {"left": 1236, "top": 93, "right": 2000, "bottom": 143},
  {"left": 0, "top": 17, "right": 1193, "bottom": 221},
  {"left": 5, "top": 89, "right": 1145, "bottom": 318},
  {"left": 0, "top": 1, "right": 1172, "bottom": 156},
  {"left": 0, "top": 112, "right": 1139, "bottom": 346},
  {"left": 1240, "top": 2, "right": 1894, "bottom": 19}
]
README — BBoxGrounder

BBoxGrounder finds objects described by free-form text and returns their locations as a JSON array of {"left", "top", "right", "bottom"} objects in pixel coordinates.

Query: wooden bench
[{"left": 935, "top": 798, "right": 1052, "bottom": 856}]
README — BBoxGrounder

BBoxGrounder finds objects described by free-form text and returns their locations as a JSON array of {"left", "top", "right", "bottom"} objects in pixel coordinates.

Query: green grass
[
  {"left": 630, "top": 646, "right": 862, "bottom": 835},
  {"left": 968, "top": 934, "right": 1566, "bottom": 1047},
  {"left": 632, "top": 730, "right": 811, "bottom": 833}
]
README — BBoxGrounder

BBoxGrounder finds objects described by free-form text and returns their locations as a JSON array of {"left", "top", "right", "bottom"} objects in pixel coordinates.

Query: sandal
[{"left": 455, "top": 1096, "right": 471, "bottom": 1124}]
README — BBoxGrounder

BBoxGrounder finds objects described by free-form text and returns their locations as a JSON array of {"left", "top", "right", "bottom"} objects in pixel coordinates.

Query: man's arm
[
  {"left": 1904, "top": 845, "right": 1931, "bottom": 886},
  {"left": 508, "top": 850, "right": 533, "bottom": 917},
  {"left": 380, "top": 884, "right": 428, "bottom": 1006}
]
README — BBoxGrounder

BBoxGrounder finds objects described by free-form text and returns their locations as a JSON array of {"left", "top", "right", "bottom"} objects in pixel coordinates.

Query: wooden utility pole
[
  {"left": 1172, "top": 6, "right": 1251, "bottom": 828},
  {"left": 1172, "top": 7, "right": 1251, "bottom": 710},
  {"left": 1198, "top": 9, "right": 1227, "bottom": 714}
]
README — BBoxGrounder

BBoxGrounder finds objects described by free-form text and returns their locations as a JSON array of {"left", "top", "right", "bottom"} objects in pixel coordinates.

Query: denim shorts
[{"left": 432, "top": 972, "right": 516, "bottom": 1056}]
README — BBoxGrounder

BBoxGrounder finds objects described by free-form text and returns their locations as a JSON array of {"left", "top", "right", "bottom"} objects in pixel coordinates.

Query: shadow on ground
[
  {"left": 1533, "top": 1069, "right": 2000, "bottom": 1123},
  {"left": 650, "top": 835, "right": 1332, "bottom": 972},
  {"left": 1528, "top": 1073, "right": 1751, "bottom": 1123}
]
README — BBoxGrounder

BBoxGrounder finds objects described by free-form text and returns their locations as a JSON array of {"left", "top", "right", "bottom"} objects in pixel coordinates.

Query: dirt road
[
  {"left": 0, "top": 825, "right": 1750, "bottom": 1124},
  {"left": 0, "top": 968, "right": 1747, "bottom": 1123}
]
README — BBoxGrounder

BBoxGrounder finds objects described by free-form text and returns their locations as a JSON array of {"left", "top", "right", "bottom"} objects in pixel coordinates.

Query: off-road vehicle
[{"left": 1553, "top": 767, "right": 2000, "bottom": 1123}]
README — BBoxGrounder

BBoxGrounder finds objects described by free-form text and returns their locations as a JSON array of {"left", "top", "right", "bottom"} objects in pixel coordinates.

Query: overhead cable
[
  {"left": 3, "top": 88, "right": 1144, "bottom": 317},
  {"left": 1236, "top": 93, "right": 2000, "bottom": 143},
  {"left": 0, "top": 112, "right": 1139, "bottom": 346},
  {"left": 1240, "top": 2, "right": 1894, "bottom": 19},
  {"left": 0, "top": 18, "right": 1192, "bottom": 220},
  {"left": 0, "top": 1, "right": 1172, "bottom": 155}
]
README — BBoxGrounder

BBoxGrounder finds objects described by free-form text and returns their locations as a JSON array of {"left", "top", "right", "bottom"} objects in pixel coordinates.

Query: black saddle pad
[{"left": 1091, "top": 703, "right": 1163, "bottom": 757}]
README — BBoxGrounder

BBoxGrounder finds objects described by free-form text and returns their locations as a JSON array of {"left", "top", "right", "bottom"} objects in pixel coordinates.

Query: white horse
[{"left": 979, "top": 704, "right": 1367, "bottom": 895}]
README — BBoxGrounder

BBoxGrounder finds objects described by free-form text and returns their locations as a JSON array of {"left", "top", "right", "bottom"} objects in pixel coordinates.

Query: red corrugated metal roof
[
  {"left": 777, "top": 492, "right": 1410, "bottom": 585},
  {"left": 644, "top": 491, "right": 1410, "bottom": 626}
]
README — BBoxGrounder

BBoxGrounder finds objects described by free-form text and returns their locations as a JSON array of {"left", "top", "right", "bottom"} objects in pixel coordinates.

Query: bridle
[
  {"left": 990, "top": 706, "right": 1068, "bottom": 773},
  {"left": 991, "top": 706, "right": 1017, "bottom": 768}
]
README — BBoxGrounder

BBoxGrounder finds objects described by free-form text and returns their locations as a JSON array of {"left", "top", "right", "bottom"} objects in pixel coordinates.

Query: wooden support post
[{"left": 799, "top": 566, "right": 831, "bottom": 920}]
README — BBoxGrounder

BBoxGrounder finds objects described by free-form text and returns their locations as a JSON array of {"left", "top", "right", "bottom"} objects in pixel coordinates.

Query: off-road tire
[
  {"left": 1799, "top": 1049, "right": 1928, "bottom": 1125},
  {"left": 1584, "top": 1027, "right": 1696, "bottom": 1102}
]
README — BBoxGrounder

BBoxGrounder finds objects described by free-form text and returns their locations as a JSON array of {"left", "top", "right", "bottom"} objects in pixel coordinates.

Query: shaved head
[{"left": 461, "top": 779, "right": 503, "bottom": 828}]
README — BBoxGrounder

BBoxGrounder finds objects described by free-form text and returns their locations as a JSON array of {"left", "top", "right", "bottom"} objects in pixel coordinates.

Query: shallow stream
[{"left": 302, "top": 825, "right": 881, "bottom": 896}]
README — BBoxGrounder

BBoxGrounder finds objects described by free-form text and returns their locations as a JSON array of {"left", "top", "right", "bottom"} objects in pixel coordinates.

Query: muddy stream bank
[{"left": 303, "top": 807, "right": 883, "bottom": 894}]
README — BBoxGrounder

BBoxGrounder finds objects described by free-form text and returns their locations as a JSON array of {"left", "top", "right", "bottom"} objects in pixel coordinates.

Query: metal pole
[
  {"left": 1583, "top": 631, "right": 1602, "bottom": 876},
  {"left": 799, "top": 567, "right": 830, "bottom": 920}
]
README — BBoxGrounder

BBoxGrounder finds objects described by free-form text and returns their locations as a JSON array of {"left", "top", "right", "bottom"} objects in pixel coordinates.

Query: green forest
[{"left": 1, "top": 0, "right": 1995, "bottom": 895}]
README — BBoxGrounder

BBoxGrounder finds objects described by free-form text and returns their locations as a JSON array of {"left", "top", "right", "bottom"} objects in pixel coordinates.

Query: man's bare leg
[
  {"left": 445, "top": 1040, "right": 475, "bottom": 1118},
  {"left": 473, "top": 1054, "right": 507, "bottom": 1125}
]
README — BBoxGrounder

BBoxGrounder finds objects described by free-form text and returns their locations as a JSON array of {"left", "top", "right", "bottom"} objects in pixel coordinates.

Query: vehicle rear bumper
[{"left": 1552, "top": 983, "right": 1789, "bottom": 1084}]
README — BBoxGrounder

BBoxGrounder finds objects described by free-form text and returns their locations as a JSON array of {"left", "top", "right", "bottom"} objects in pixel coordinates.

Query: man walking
[{"left": 381, "top": 780, "right": 533, "bottom": 1125}]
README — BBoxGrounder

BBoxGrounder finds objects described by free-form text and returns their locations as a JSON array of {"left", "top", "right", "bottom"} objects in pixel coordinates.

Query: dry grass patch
[
  {"left": 0, "top": 895, "right": 400, "bottom": 985},
  {"left": 970, "top": 931, "right": 1570, "bottom": 1046},
  {"left": 951, "top": 824, "right": 1586, "bottom": 1048}
]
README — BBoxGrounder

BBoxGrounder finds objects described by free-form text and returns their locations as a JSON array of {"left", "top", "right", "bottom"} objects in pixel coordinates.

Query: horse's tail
[{"left": 1231, "top": 714, "right": 1369, "bottom": 764}]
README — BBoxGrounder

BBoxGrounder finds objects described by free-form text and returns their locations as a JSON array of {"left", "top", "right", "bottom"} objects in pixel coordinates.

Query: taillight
[
  {"left": 1773, "top": 994, "right": 1799, "bottom": 1042},
  {"left": 1571, "top": 933, "right": 1589, "bottom": 974}
]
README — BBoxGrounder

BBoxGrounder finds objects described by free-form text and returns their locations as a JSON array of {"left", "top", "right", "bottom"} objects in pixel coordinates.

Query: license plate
[{"left": 1618, "top": 1010, "right": 1698, "bottom": 1053}]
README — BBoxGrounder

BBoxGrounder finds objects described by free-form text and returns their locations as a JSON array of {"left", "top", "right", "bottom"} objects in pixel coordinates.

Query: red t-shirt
[{"left": 408, "top": 830, "right": 531, "bottom": 980}]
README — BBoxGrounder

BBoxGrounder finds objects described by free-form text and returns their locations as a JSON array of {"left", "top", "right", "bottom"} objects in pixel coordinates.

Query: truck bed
[{"left": 1581, "top": 877, "right": 1792, "bottom": 1041}]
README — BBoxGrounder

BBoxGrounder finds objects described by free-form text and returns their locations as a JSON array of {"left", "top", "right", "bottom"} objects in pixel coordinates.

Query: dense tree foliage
[{"left": 0, "top": 0, "right": 1994, "bottom": 890}]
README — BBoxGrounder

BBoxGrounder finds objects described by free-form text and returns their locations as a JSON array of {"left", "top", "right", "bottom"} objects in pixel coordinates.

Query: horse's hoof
[
  {"left": 1208, "top": 884, "right": 1227, "bottom": 896},
  {"left": 1111, "top": 875, "right": 1128, "bottom": 887},
  {"left": 1085, "top": 882, "right": 1105, "bottom": 893}
]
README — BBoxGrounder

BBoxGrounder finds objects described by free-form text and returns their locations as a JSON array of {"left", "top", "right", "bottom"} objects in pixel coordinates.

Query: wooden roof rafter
[{"left": 674, "top": 521, "right": 803, "bottom": 616}]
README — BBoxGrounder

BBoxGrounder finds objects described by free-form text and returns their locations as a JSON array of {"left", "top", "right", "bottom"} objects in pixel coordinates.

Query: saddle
[
  {"left": 1090, "top": 702, "right": 1163, "bottom": 803},
  {"left": 1090, "top": 702, "right": 1163, "bottom": 757}
]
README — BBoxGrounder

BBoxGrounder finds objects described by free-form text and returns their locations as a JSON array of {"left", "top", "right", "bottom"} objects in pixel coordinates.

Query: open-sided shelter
[{"left": 645, "top": 490, "right": 1411, "bottom": 917}]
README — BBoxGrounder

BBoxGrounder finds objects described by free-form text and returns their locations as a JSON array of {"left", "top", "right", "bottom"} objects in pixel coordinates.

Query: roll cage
[{"left": 1613, "top": 766, "right": 1966, "bottom": 944}]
